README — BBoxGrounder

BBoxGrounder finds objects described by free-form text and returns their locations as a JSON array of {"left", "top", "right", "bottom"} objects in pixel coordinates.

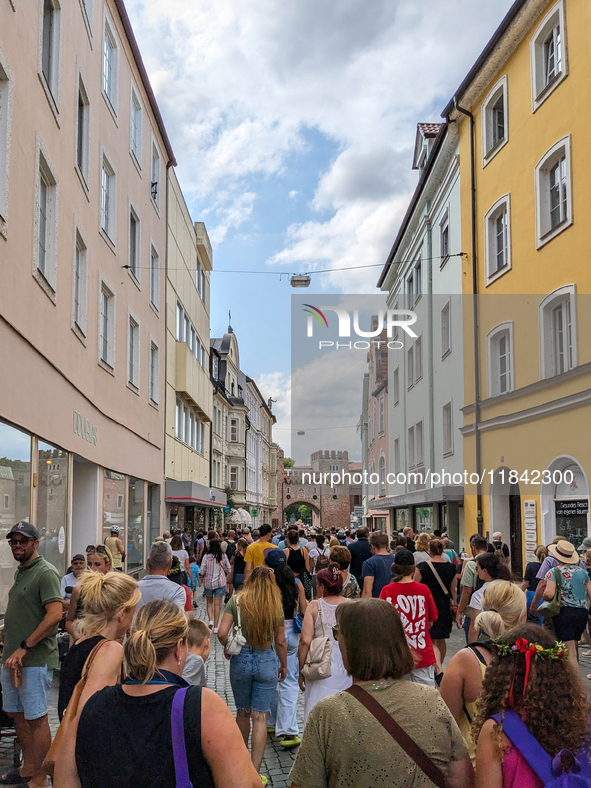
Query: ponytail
[
  {"left": 124, "top": 599, "right": 189, "bottom": 683},
  {"left": 77, "top": 571, "right": 140, "bottom": 637}
]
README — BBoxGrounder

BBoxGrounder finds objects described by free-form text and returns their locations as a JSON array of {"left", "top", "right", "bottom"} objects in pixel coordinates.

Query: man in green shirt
[{"left": 1, "top": 521, "right": 62, "bottom": 787}]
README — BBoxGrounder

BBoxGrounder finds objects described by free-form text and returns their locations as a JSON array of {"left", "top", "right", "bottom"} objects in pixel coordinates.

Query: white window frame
[
  {"left": 230, "top": 466, "right": 238, "bottom": 491},
  {"left": 486, "top": 321, "right": 515, "bottom": 397},
  {"left": 98, "top": 275, "right": 116, "bottom": 371},
  {"left": 128, "top": 203, "right": 140, "bottom": 284},
  {"left": 149, "top": 242, "right": 159, "bottom": 311},
  {"left": 443, "top": 401, "right": 453, "bottom": 456},
  {"left": 407, "top": 346, "right": 414, "bottom": 390},
  {"left": 538, "top": 284, "right": 577, "bottom": 379},
  {"left": 150, "top": 138, "right": 160, "bottom": 210},
  {"left": 72, "top": 224, "right": 88, "bottom": 341},
  {"left": 484, "top": 193, "right": 511, "bottom": 285},
  {"left": 0, "top": 54, "right": 12, "bottom": 235},
  {"left": 102, "top": 14, "right": 118, "bottom": 115},
  {"left": 130, "top": 85, "right": 142, "bottom": 168},
  {"left": 535, "top": 136, "right": 572, "bottom": 248},
  {"left": 414, "top": 335, "right": 423, "bottom": 382},
  {"left": 230, "top": 419, "right": 238, "bottom": 442},
  {"left": 39, "top": 0, "right": 61, "bottom": 111},
  {"left": 393, "top": 367, "right": 399, "bottom": 406},
  {"left": 75, "top": 73, "right": 90, "bottom": 188},
  {"left": 441, "top": 300, "right": 451, "bottom": 357},
  {"left": 439, "top": 209, "right": 450, "bottom": 264},
  {"left": 149, "top": 338, "right": 159, "bottom": 405},
  {"left": 378, "top": 455, "right": 386, "bottom": 497},
  {"left": 408, "top": 426, "right": 415, "bottom": 468},
  {"left": 196, "top": 257, "right": 206, "bottom": 301},
  {"left": 415, "top": 421, "right": 424, "bottom": 466},
  {"left": 530, "top": 1, "right": 567, "bottom": 113},
  {"left": 482, "top": 75, "right": 508, "bottom": 166},
  {"left": 100, "top": 151, "right": 116, "bottom": 245},
  {"left": 414, "top": 259, "right": 422, "bottom": 303},
  {"left": 378, "top": 394, "right": 385, "bottom": 435},
  {"left": 127, "top": 312, "right": 140, "bottom": 391},
  {"left": 33, "top": 142, "right": 58, "bottom": 298}
]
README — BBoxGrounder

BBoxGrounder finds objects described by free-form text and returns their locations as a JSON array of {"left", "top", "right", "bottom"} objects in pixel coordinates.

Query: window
[
  {"left": 530, "top": 2, "right": 567, "bottom": 111},
  {"left": 487, "top": 322, "right": 514, "bottom": 397},
  {"left": 35, "top": 151, "right": 57, "bottom": 292},
  {"left": 378, "top": 395, "right": 384, "bottom": 434},
  {"left": 378, "top": 456, "right": 386, "bottom": 497},
  {"left": 196, "top": 258, "right": 205, "bottom": 301},
  {"left": 535, "top": 137, "right": 572, "bottom": 247},
  {"left": 150, "top": 245, "right": 159, "bottom": 309},
  {"left": 484, "top": 194, "right": 511, "bottom": 284},
  {"left": 128, "top": 208, "right": 140, "bottom": 280},
  {"left": 406, "top": 275, "right": 413, "bottom": 308},
  {"left": 230, "top": 466, "right": 238, "bottom": 491},
  {"left": 539, "top": 286, "right": 577, "bottom": 379},
  {"left": 100, "top": 155, "right": 115, "bottom": 241},
  {"left": 441, "top": 301, "right": 451, "bottom": 356},
  {"left": 0, "top": 61, "right": 9, "bottom": 226},
  {"left": 482, "top": 77, "right": 508, "bottom": 164},
  {"left": 102, "top": 18, "right": 118, "bottom": 110},
  {"left": 74, "top": 77, "right": 90, "bottom": 186},
  {"left": 41, "top": 0, "right": 60, "bottom": 100},
  {"left": 408, "top": 426, "right": 415, "bottom": 468},
  {"left": 73, "top": 230, "right": 87, "bottom": 335},
  {"left": 443, "top": 402, "right": 453, "bottom": 455},
  {"left": 414, "top": 336, "right": 422, "bottom": 381},
  {"left": 149, "top": 341, "right": 159, "bottom": 404},
  {"left": 415, "top": 421, "right": 423, "bottom": 465},
  {"left": 394, "top": 438, "right": 400, "bottom": 475},
  {"left": 175, "top": 397, "right": 205, "bottom": 453},
  {"left": 414, "top": 261, "right": 421, "bottom": 302},
  {"left": 230, "top": 419, "right": 238, "bottom": 442},
  {"left": 99, "top": 281, "right": 115, "bottom": 368},
  {"left": 440, "top": 211, "right": 450, "bottom": 262},
  {"left": 150, "top": 142, "right": 160, "bottom": 207},
  {"left": 407, "top": 346, "right": 414, "bottom": 389},
  {"left": 393, "top": 367, "right": 399, "bottom": 406},
  {"left": 130, "top": 88, "right": 142, "bottom": 164},
  {"left": 175, "top": 301, "right": 206, "bottom": 368},
  {"left": 127, "top": 315, "right": 139, "bottom": 389}
]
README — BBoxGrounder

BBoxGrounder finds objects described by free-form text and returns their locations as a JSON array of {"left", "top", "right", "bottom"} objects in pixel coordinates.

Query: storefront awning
[
  {"left": 226, "top": 508, "right": 252, "bottom": 525},
  {"left": 371, "top": 485, "right": 464, "bottom": 509},
  {"left": 165, "top": 480, "right": 226, "bottom": 508}
]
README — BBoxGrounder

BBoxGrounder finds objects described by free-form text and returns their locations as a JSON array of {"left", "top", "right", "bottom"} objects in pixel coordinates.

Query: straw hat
[{"left": 548, "top": 539, "right": 579, "bottom": 565}]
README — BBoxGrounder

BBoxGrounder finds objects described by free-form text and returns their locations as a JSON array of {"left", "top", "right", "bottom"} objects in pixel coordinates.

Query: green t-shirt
[
  {"left": 3, "top": 556, "right": 62, "bottom": 669},
  {"left": 225, "top": 594, "right": 284, "bottom": 647},
  {"left": 289, "top": 679, "right": 468, "bottom": 788}
]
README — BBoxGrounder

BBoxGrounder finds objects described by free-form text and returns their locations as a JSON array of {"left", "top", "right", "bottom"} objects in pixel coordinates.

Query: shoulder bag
[
  {"left": 225, "top": 599, "right": 247, "bottom": 656},
  {"left": 538, "top": 566, "right": 562, "bottom": 619},
  {"left": 427, "top": 560, "right": 457, "bottom": 614},
  {"left": 171, "top": 687, "right": 194, "bottom": 788},
  {"left": 346, "top": 684, "right": 447, "bottom": 788},
  {"left": 301, "top": 600, "right": 332, "bottom": 681}
]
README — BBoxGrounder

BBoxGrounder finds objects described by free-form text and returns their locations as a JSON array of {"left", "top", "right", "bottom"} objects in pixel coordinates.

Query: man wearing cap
[
  {"left": 244, "top": 523, "right": 274, "bottom": 579},
  {"left": 60, "top": 553, "right": 86, "bottom": 610},
  {"left": 104, "top": 525, "right": 125, "bottom": 572},
  {"left": 0, "top": 522, "right": 62, "bottom": 787}
]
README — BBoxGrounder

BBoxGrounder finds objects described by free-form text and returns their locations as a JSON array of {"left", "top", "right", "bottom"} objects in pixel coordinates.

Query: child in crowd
[
  {"left": 182, "top": 618, "right": 211, "bottom": 687},
  {"left": 190, "top": 556, "right": 200, "bottom": 606}
]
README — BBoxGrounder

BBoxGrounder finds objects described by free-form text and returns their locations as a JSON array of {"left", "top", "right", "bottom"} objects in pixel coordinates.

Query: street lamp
[{"left": 290, "top": 275, "right": 311, "bottom": 288}]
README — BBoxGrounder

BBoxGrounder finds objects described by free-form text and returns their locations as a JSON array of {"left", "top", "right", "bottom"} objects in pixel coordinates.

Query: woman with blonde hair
[
  {"left": 65, "top": 545, "right": 113, "bottom": 639},
  {"left": 75, "top": 600, "right": 261, "bottom": 788},
  {"left": 413, "top": 532, "right": 432, "bottom": 564},
  {"left": 441, "top": 580, "right": 526, "bottom": 763},
  {"left": 218, "top": 567, "right": 287, "bottom": 784}
]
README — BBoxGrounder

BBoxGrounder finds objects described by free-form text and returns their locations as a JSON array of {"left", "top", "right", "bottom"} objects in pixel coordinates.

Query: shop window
[
  {"left": 103, "top": 469, "right": 125, "bottom": 548},
  {"left": 37, "top": 440, "right": 68, "bottom": 579},
  {"left": 127, "top": 477, "right": 144, "bottom": 574}
]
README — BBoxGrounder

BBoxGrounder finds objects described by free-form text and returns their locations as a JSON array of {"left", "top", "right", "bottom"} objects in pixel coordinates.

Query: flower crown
[{"left": 493, "top": 637, "right": 568, "bottom": 661}]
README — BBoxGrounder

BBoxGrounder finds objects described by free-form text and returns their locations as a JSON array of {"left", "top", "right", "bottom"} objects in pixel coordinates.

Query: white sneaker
[
  {"left": 208, "top": 620, "right": 214, "bottom": 629},
  {"left": 213, "top": 627, "right": 219, "bottom": 634}
]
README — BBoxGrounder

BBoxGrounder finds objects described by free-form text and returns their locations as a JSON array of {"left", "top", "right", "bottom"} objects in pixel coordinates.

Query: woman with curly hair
[{"left": 472, "top": 623, "right": 591, "bottom": 788}]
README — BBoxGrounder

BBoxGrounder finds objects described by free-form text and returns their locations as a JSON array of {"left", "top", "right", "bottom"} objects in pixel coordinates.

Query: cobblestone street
[{"left": 1, "top": 600, "right": 591, "bottom": 785}]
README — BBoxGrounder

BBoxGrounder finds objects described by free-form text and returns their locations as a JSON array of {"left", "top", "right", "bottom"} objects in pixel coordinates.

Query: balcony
[
  {"left": 175, "top": 341, "right": 213, "bottom": 421},
  {"left": 194, "top": 222, "right": 212, "bottom": 269}
]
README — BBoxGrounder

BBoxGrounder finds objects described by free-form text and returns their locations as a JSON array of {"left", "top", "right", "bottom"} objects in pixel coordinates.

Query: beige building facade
[{"left": 0, "top": 0, "right": 174, "bottom": 598}]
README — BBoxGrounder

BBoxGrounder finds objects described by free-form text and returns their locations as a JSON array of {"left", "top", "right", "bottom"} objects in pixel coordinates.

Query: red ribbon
[{"left": 509, "top": 639, "right": 537, "bottom": 707}]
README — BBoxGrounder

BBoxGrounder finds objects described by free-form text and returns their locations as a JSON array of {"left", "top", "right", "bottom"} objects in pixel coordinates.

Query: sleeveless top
[
  {"left": 105, "top": 536, "right": 122, "bottom": 567},
  {"left": 314, "top": 598, "right": 339, "bottom": 638},
  {"left": 58, "top": 635, "right": 105, "bottom": 720},
  {"left": 233, "top": 553, "right": 246, "bottom": 574},
  {"left": 458, "top": 644, "right": 490, "bottom": 763},
  {"left": 287, "top": 546, "right": 306, "bottom": 575}
]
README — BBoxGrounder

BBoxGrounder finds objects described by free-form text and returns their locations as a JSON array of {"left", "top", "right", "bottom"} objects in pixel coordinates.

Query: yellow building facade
[{"left": 444, "top": 0, "right": 591, "bottom": 573}]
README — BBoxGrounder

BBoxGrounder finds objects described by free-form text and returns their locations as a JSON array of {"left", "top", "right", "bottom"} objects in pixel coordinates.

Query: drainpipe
[
  {"left": 426, "top": 219, "right": 435, "bottom": 517},
  {"left": 453, "top": 98, "right": 483, "bottom": 535}
]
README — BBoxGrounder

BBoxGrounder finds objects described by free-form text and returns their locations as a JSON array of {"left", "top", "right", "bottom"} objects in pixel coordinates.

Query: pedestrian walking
[
  {"left": 231, "top": 537, "right": 248, "bottom": 593},
  {"left": 289, "top": 598, "right": 473, "bottom": 788},
  {"left": 201, "top": 539, "right": 231, "bottom": 633},
  {"left": 75, "top": 599, "right": 261, "bottom": 788},
  {"left": 137, "top": 542, "right": 187, "bottom": 611},
  {"left": 308, "top": 535, "right": 331, "bottom": 576},
  {"left": 347, "top": 526, "right": 372, "bottom": 583},
  {"left": 244, "top": 524, "right": 274, "bottom": 578},
  {"left": 456, "top": 535, "right": 489, "bottom": 643},
  {"left": 170, "top": 534, "right": 191, "bottom": 585},
  {"left": 217, "top": 567, "right": 287, "bottom": 784},
  {"left": 440, "top": 580, "right": 526, "bottom": 763},
  {"left": 473, "top": 623, "right": 590, "bottom": 788},
  {"left": 182, "top": 619, "right": 211, "bottom": 687},
  {"left": 413, "top": 533, "right": 432, "bottom": 564},
  {"left": 486, "top": 531, "right": 510, "bottom": 567},
  {"left": 379, "top": 549, "right": 439, "bottom": 686},
  {"left": 264, "top": 549, "right": 306, "bottom": 750},
  {"left": 0, "top": 522, "right": 63, "bottom": 788},
  {"left": 104, "top": 526, "right": 125, "bottom": 572},
  {"left": 298, "top": 563, "right": 352, "bottom": 722},
  {"left": 330, "top": 546, "right": 360, "bottom": 598},
  {"left": 467, "top": 554, "right": 511, "bottom": 642},
  {"left": 520, "top": 545, "right": 547, "bottom": 623},
  {"left": 283, "top": 529, "right": 313, "bottom": 600},
  {"left": 361, "top": 532, "right": 395, "bottom": 598},
  {"left": 414, "top": 538, "right": 458, "bottom": 667}
]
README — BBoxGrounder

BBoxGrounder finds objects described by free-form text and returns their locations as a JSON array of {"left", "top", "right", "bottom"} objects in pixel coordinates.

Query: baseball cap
[
  {"left": 264, "top": 548, "right": 287, "bottom": 568},
  {"left": 7, "top": 522, "right": 39, "bottom": 540},
  {"left": 393, "top": 549, "right": 414, "bottom": 567},
  {"left": 71, "top": 554, "right": 85, "bottom": 563}
]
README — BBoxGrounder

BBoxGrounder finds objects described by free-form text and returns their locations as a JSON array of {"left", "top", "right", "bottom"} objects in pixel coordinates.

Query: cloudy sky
[{"left": 127, "top": 0, "right": 514, "bottom": 460}]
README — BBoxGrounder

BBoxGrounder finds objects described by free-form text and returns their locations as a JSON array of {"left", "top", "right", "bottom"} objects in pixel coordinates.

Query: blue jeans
[
  {"left": 268, "top": 620, "right": 299, "bottom": 736},
  {"left": 526, "top": 589, "right": 544, "bottom": 625},
  {"left": 230, "top": 645, "right": 278, "bottom": 714}
]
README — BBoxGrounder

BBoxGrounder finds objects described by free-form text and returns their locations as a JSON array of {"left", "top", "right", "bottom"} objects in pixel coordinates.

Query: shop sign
[
  {"left": 555, "top": 499, "right": 589, "bottom": 517},
  {"left": 523, "top": 500, "right": 536, "bottom": 518},
  {"left": 224, "top": 505, "right": 231, "bottom": 514},
  {"left": 73, "top": 410, "right": 98, "bottom": 446},
  {"left": 252, "top": 509, "right": 258, "bottom": 517}
]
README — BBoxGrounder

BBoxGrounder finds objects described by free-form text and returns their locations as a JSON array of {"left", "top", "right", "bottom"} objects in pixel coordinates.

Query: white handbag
[
  {"left": 302, "top": 601, "right": 333, "bottom": 681},
  {"left": 225, "top": 599, "right": 247, "bottom": 656}
]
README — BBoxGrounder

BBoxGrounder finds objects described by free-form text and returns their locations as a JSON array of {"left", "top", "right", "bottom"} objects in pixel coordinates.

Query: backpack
[
  {"left": 492, "top": 709, "right": 591, "bottom": 788},
  {"left": 493, "top": 542, "right": 510, "bottom": 565},
  {"left": 315, "top": 548, "right": 330, "bottom": 572}
]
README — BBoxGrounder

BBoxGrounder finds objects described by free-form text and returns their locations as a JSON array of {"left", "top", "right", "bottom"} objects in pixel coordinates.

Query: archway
[
  {"left": 541, "top": 456, "right": 589, "bottom": 549},
  {"left": 283, "top": 501, "right": 321, "bottom": 529},
  {"left": 489, "top": 468, "right": 522, "bottom": 577}
]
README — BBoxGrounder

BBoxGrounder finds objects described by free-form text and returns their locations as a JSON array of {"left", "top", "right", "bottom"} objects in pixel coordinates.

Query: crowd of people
[{"left": 2, "top": 518, "right": 591, "bottom": 787}]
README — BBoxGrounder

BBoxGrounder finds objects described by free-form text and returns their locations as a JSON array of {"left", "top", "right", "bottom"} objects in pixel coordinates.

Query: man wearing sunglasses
[{"left": 0, "top": 522, "right": 62, "bottom": 787}]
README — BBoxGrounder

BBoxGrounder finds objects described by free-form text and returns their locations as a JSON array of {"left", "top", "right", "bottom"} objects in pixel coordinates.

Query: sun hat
[
  {"left": 548, "top": 539, "right": 579, "bottom": 565},
  {"left": 578, "top": 536, "right": 591, "bottom": 554}
]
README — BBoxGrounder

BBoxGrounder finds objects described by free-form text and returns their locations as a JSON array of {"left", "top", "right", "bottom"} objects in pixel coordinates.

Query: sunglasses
[
  {"left": 9, "top": 537, "right": 34, "bottom": 547},
  {"left": 86, "top": 545, "right": 109, "bottom": 555}
]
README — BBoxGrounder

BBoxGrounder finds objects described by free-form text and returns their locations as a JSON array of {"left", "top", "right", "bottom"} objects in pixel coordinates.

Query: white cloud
[
  {"left": 288, "top": 190, "right": 299, "bottom": 200},
  {"left": 256, "top": 371, "right": 292, "bottom": 455}
]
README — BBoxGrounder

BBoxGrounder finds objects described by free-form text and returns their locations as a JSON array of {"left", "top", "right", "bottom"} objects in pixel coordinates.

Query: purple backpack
[
  {"left": 492, "top": 711, "right": 591, "bottom": 788},
  {"left": 171, "top": 687, "right": 193, "bottom": 788}
]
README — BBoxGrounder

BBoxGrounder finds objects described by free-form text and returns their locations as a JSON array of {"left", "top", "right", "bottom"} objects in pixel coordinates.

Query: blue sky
[{"left": 126, "top": 0, "right": 514, "bottom": 458}]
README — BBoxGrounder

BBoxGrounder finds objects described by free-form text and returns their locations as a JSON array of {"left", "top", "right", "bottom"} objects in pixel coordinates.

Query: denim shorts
[
  {"left": 1, "top": 664, "right": 53, "bottom": 720},
  {"left": 229, "top": 645, "right": 278, "bottom": 713},
  {"left": 204, "top": 586, "right": 226, "bottom": 597}
]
